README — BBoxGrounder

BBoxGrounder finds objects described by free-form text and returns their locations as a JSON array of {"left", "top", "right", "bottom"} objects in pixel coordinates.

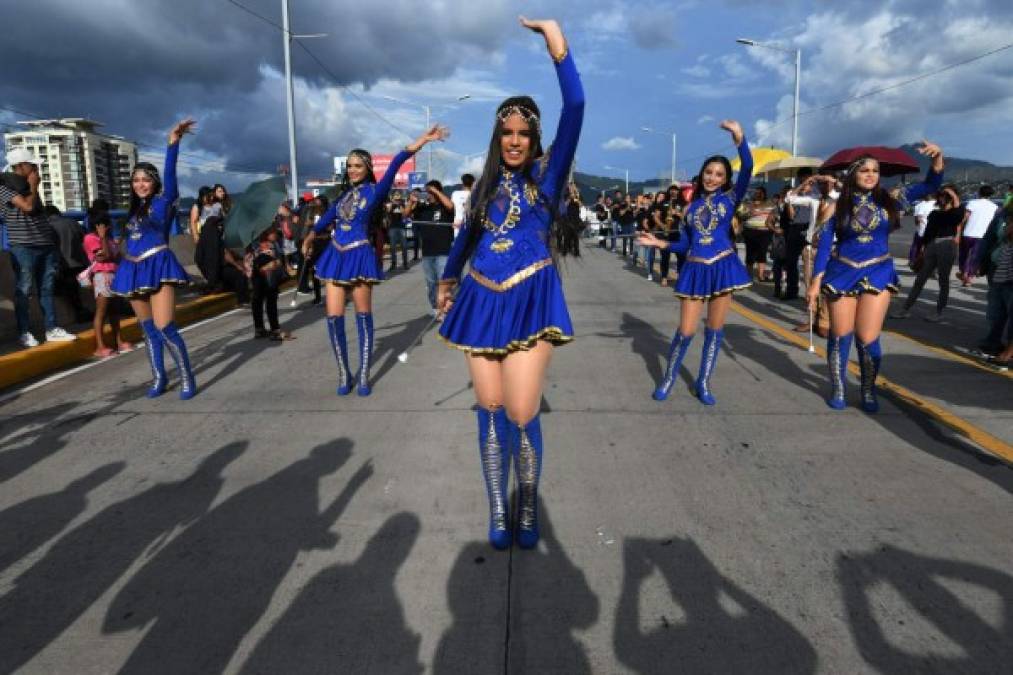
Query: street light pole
[
  {"left": 281, "top": 0, "right": 298, "bottom": 205},
  {"left": 425, "top": 104, "right": 431, "bottom": 178},
  {"left": 671, "top": 132, "right": 677, "bottom": 185},
  {"left": 791, "top": 48, "right": 800, "bottom": 158}
]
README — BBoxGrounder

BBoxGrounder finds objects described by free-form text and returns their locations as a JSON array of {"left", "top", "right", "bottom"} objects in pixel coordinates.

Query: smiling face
[
  {"left": 132, "top": 171, "right": 155, "bottom": 199},
  {"left": 853, "top": 159, "right": 880, "bottom": 191},
  {"left": 701, "top": 160, "right": 727, "bottom": 192},
  {"left": 347, "top": 155, "right": 368, "bottom": 184},
  {"left": 500, "top": 113, "right": 533, "bottom": 170}
]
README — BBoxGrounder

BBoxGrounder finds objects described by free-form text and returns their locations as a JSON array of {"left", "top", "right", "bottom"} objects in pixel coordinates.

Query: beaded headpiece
[
  {"left": 497, "top": 104, "right": 541, "bottom": 134},
  {"left": 132, "top": 162, "right": 161, "bottom": 184},
  {"left": 346, "top": 149, "right": 374, "bottom": 184}
]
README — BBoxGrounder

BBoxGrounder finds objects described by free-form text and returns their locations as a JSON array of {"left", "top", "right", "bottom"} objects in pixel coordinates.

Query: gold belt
[
  {"left": 331, "top": 238, "right": 369, "bottom": 253},
  {"left": 832, "top": 252, "right": 891, "bottom": 269},
  {"left": 469, "top": 259, "right": 553, "bottom": 292},
  {"left": 686, "top": 248, "right": 734, "bottom": 265},
  {"left": 123, "top": 244, "right": 168, "bottom": 263}
]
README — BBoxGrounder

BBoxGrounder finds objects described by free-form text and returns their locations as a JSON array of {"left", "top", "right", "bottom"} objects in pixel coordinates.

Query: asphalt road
[{"left": 1, "top": 244, "right": 1010, "bottom": 674}]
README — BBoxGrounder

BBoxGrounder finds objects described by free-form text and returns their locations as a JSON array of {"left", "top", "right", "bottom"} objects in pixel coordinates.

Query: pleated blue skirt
[
  {"left": 439, "top": 264, "right": 573, "bottom": 355},
  {"left": 673, "top": 254, "right": 752, "bottom": 300},
  {"left": 111, "top": 249, "right": 189, "bottom": 298},
  {"left": 315, "top": 243, "right": 383, "bottom": 286},
  {"left": 820, "top": 258, "right": 899, "bottom": 297}
]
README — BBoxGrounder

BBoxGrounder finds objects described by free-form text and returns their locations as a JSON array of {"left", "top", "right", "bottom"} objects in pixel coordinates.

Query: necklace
[
  {"left": 691, "top": 194, "right": 727, "bottom": 245},
  {"left": 483, "top": 170, "right": 523, "bottom": 237},
  {"left": 850, "top": 193, "right": 881, "bottom": 244},
  {"left": 337, "top": 185, "right": 366, "bottom": 229}
]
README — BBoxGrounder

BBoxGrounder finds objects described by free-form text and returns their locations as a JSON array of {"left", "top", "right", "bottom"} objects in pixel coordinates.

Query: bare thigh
[
  {"left": 828, "top": 296, "right": 858, "bottom": 337},
  {"left": 466, "top": 353, "right": 504, "bottom": 409},
  {"left": 705, "top": 294, "right": 732, "bottom": 330},
  {"left": 150, "top": 285, "right": 176, "bottom": 328},
  {"left": 502, "top": 340, "right": 553, "bottom": 426},
  {"left": 855, "top": 292, "right": 891, "bottom": 344},
  {"left": 678, "top": 298, "right": 705, "bottom": 337},
  {"left": 129, "top": 297, "right": 152, "bottom": 323},
  {"left": 351, "top": 284, "right": 373, "bottom": 313},
  {"left": 325, "top": 283, "right": 348, "bottom": 316}
]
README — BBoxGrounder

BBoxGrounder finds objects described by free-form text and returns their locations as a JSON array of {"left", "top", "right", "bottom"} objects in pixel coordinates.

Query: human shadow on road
[
  {"left": 371, "top": 313, "right": 435, "bottom": 388},
  {"left": 102, "top": 439, "right": 371, "bottom": 675},
  {"left": 433, "top": 502, "right": 600, "bottom": 674},
  {"left": 0, "top": 461, "right": 124, "bottom": 575},
  {"left": 0, "top": 442, "right": 244, "bottom": 675},
  {"left": 0, "top": 402, "right": 93, "bottom": 483},
  {"left": 598, "top": 312, "right": 694, "bottom": 391},
  {"left": 614, "top": 536, "right": 817, "bottom": 674},
  {"left": 239, "top": 511, "right": 422, "bottom": 674},
  {"left": 838, "top": 544, "right": 1013, "bottom": 673}
]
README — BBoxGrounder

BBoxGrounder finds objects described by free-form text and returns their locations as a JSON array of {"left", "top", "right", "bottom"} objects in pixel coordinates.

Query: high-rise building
[{"left": 3, "top": 118, "right": 138, "bottom": 211}]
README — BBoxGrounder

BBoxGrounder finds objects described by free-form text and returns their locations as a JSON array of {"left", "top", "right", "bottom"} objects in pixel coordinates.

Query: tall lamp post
[
  {"left": 281, "top": 0, "right": 326, "bottom": 205},
  {"left": 382, "top": 94, "right": 470, "bottom": 179},
  {"left": 604, "top": 165, "right": 629, "bottom": 194},
  {"left": 640, "top": 126, "right": 677, "bottom": 184},
  {"left": 736, "top": 38, "right": 801, "bottom": 158}
]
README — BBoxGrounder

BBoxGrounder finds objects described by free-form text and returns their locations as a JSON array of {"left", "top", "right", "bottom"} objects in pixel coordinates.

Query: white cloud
[
  {"left": 697, "top": 115, "right": 715, "bottom": 125},
  {"left": 681, "top": 64, "right": 711, "bottom": 78},
  {"left": 602, "top": 136, "right": 642, "bottom": 151}
]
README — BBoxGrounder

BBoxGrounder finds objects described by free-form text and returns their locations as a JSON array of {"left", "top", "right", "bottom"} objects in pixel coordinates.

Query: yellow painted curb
[
  {"left": 0, "top": 292, "right": 238, "bottom": 391},
  {"left": 730, "top": 301, "right": 1013, "bottom": 464},
  {"left": 884, "top": 328, "right": 1012, "bottom": 380}
]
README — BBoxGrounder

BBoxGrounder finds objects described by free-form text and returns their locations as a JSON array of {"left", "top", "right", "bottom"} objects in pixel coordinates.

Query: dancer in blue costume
[
  {"left": 806, "top": 142, "right": 944, "bottom": 412},
  {"left": 638, "top": 120, "right": 753, "bottom": 406},
  {"left": 436, "top": 17, "right": 583, "bottom": 550},
  {"left": 111, "top": 119, "right": 198, "bottom": 400},
  {"left": 301, "top": 125, "right": 446, "bottom": 397}
]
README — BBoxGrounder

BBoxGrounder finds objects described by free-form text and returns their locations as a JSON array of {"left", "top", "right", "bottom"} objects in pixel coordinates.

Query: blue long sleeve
[
  {"left": 732, "top": 139, "right": 752, "bottom": 205},
  {"left": 313, "top": 202, "right": 338, "bottom": 234},
  {"left": 903, "top": 168, "right": 943, "bottom": 204},
  {"left": 153, "top": 142, "right": 179, "bottom": 237},
  {"left": 441, "top": 222, "right": 473, "bottom": 281},
  {"left": 667, "top": 224, "right": 691, "bottom": 255},
  {"left": 371, "top": 150, "right": 412, "bottom": 207},
  {"left": 537, "top": 51, "right": 585, "bottom": 203},
  {"left": 812, "top": 216, "right": 836, "bottom": 277}
]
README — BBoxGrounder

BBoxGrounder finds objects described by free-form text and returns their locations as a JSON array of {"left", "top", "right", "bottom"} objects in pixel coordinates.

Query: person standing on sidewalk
[
  {"left": 0, "top": 148, "right": 77, "bottom": 347},
  {"left": 891, "top": 185, "right": 964, "bottom": 322},
  {"left": 806, "top": 143, "right": 944, "bottom": 413},
  {"left": 83, "top": 214, "right": 133, "bottom": 357},
  {"left": 437, "top": 17, "right": 583, "bottom": 551},
  {"left": 974, "top": 204, "right": 1013, "bottom": 363},
  {"left": 409, "top": 180, "right": 455, "bottom": 316},
  {"left": 385, "top": 191, "right": 409, "bottom": 272},
  {"left": 450, "top": 173, "right": 474, "bottom": 238},
  {"left": 959, "top": 185, "right": 999, "bottom": 286},
  {"left": 638, "top": 120, "right": 753, "bottom": 406},
  {"left": 301, "top": 125, "right": 446, "bottom": 397},
  {"left": 111, "top": 119, "right": 198, "bottom": 400}
]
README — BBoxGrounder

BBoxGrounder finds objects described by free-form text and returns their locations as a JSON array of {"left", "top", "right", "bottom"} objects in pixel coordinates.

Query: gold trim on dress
[
  {"left": 111, "top": 277, "right": 189, "bottom": 298},
  {"left": 331, "top": 238, "right": 370, "bottom": 253},
  {"left": 469, "top": 259, "right": 553, "bottom": 292},
  {"left": 831, "top": 251, "right": 891, "bottom": 269},
  {"left": 686, "top": 248, "right": 734, "bottom": 265},
  {"left": 821, "top": 279, "right": 899, "bottom": 297},
  {"left": 672, "top": 281, "right": 752, "bottom": 301},
  {"left": 123, "top": 244, "right": 169, "bottom": 263},
  {"left": 439, "top": 326, "right": 573, "bottom": 355}
]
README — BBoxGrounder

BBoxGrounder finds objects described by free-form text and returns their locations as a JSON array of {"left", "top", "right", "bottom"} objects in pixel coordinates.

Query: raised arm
[
  {"left": 523, "top": 18, "right": 584, "bottom": 201},
  {"left": 721, "top": 119, "right": 751, "bottom": 204},
  {"left": 372, "top": 124, "right": 450, "bottom": 206},
  {"left": 152, "top": 120, "right": 193, "bottom": 233}
]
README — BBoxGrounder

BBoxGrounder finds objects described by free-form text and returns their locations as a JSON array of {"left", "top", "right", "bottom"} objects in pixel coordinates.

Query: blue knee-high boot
[
  {"left": 653, "top": 331, "right": 693, "bottom": 401},
  {"left": 511, "top": 414, "right": 543, "bottom": 550},
  {"left": 695, "top": 327, "right": 723, "bottom": 406},
  {"left": 478, "top": 406, "right": 511, "bottom": 550},
  {"left": 826, "top": 332, "right": 853, "bottom": 410},
  {"left": 140, "top": 319, "right": 167, "bottom": 398},
  {"left": 326, "top": 314, "right": 353, "bottom": 396},
  {"left": 856, "top": 337, "right": 882, "bottom": 414},
  {"left": 355, "top": 312, "right": 374, "bottom": 396},
  {"left": 160, "top": 322, "right": 197, "bottom": 400}
]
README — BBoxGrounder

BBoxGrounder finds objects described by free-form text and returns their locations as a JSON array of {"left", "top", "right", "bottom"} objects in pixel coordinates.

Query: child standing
[{"left": 83, "top": 215, "right": 134, "bottom": 357}]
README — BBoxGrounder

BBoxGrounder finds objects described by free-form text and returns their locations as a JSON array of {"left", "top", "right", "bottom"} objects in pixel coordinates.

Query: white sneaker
[
  {"left": 19, "top": 332, "right": 39, "bottom": 348},
  {"left": 646, "top": 274, "right": 654, "bottom": 281},
  {"left": 45, "top": 327, "right": 78, "bottom": 342}
]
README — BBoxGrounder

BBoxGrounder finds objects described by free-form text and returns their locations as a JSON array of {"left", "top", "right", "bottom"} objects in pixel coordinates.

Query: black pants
[
  {"left": 783, "top": 232, "right": 806, "bottom": 298},
  {"left": 252, "top": 277, "right": 280, "bottom": 331},
  {"left": 659, "top": 249, "right": 672, "bottom": 278}
]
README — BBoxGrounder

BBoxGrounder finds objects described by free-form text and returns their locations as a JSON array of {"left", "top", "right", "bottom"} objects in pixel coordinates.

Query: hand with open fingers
[
  {"left": 437, "top": 281, "right": 456, "bottom": 315},
  {"left": 520, "top": 16, "right": 566, "bottom": 59},
  {"left": 719, "top": 119, "right": 744, "bottom": 146},
  {"left": 169, "top": 118, "right": 197, "bottom": 144},
  {"left": 408, "top": 124, "right": 449, "bottom": 153},
  {"left": 916, "top": 140, "right": 942, "bottom": 158}
]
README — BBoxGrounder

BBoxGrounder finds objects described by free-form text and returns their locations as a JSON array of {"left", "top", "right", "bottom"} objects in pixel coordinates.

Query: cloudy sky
[{"left": 4, "top": 0, "right": 1012, "bottom": 194}]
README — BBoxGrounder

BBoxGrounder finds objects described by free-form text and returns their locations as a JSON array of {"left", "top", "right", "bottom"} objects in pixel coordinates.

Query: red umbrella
[{"left": 821, "top": 146, "right": 919, "bottom": 177}]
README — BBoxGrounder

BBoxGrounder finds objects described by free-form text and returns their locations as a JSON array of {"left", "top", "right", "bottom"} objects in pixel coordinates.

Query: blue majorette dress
[
  {"left": 668, "top": 140, "right": 753, "bottom": 300},
  {"left": 111, "top": 143, "right": 189, "bottom": 298},
  {"left": 312, "top": 152, "right": 411, "bottom": 286},
  {"left": 438, "top": 50, "right": 584, "bottom": 354},
  {"left": 814, "top": 167, "right": 942, "bottom": 296}
]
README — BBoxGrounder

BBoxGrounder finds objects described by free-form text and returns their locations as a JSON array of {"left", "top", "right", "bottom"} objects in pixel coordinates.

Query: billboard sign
[
  {"left": 408, "top": 172, "right": 427, "bottom": 190},
  {"left": 372, "top": 154, "right": 416, "bottom": 188}
]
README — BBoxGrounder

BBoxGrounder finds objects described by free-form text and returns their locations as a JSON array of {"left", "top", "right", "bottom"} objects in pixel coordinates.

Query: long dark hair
[
  {"left": 128, "top": 162, "right": 162, "bottom": 221},
  {"left": 462, "top": 95, "right": 579, "bottom": 262},
  {"left": 833, "top": 156, "right": 900, "bottom": 237},
  {"left": 691, "top": 156, "right": 734, "bottom": 203},
  {"left": 336, "top": 148, "right": 384, "bottom": 237}
]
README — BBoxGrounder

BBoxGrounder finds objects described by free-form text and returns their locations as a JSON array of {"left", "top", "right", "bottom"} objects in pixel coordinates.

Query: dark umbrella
[
  {"left": 821, "top": 146, "right": 919, "bottom": 177},
  {"left": 222, "top": 176, "right": 289, "bottom": 248}
]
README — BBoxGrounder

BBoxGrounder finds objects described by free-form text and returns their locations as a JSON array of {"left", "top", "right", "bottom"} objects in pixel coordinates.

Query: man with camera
[
  {"left": 1, "top": 148, "right": 77, "bottom": 347},
  {"left": 405, "top": 180, "right": 454, "bottom": 317}
]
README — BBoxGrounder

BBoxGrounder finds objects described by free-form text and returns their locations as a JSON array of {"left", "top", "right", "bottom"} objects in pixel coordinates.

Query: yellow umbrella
[
  {"left": 731, "top": 146, "right": 790, "bottom": 172},
  {"left": 755, "top": 156, "right": 824, "bottom": 180}
]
